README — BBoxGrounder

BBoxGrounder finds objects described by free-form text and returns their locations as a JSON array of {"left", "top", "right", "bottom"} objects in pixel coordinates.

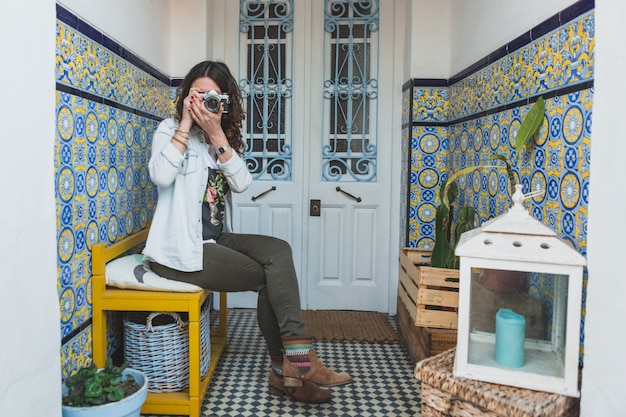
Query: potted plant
[
  {"left": 62, "top": 358, "right": 148, "bottom": 417},
  {"left": 483, "top": 96, "right": 546, "bottom": 293},
  {"left": 430, "top": 97, "right": 546, "bottom": 292},
  {"left": 431, "top": 178, "right": 476, "bottom": 269},
  {"left": 491, "top": 96, "right": 545, "bottom": 198}
]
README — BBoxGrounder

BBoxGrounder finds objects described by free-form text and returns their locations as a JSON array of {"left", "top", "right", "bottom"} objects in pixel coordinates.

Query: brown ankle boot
[
  {"left": 301, "top": 350, "right": 353, "bottom": 387},
  {"left": 268, "top": 362, "right": 331, "bottom": 404}
]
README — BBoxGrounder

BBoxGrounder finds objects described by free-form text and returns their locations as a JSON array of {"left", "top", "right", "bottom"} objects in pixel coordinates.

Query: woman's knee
[{"left": 268, "top": 236, "right": 292, "bottom": 254}]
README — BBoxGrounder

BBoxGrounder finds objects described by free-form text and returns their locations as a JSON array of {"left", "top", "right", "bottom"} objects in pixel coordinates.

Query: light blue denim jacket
[{"left": 143, "top": 118, "right": 252, "bottom": 272}]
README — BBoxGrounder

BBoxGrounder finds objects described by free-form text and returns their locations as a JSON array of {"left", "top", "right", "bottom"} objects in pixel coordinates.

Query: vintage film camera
[{"left": 200, "top": 90, "right": 230, "bottom": 114}]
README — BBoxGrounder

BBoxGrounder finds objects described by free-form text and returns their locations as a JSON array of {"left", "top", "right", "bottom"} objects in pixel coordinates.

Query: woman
[{"left": 143, "top": 61, "right": 351, "bottom": 404}]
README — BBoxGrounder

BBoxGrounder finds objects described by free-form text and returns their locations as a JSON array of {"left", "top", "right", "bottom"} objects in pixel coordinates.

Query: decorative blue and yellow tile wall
[
  {"left": 405, "top": 9, "right": 594, "bottom": 255},
  {"left": 403, "top": 2, "right": 594, "bottom": 360},
  {"left": 55, "top": 6, "right": 176, "bottom": 379}
]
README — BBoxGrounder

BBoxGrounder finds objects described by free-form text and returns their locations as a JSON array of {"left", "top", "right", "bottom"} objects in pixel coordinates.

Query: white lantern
[{"left": 453, "top": 185, "right": 585, "bottom": 397}]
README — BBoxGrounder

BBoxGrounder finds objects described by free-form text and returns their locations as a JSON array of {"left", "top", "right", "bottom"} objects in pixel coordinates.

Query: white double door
[{"left": 214, "top": 0, "right": 402, "bottom": 313}]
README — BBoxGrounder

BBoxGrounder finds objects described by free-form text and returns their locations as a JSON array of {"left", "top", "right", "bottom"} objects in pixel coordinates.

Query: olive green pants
[{"left": 150, "top": 233, "right": 306, "bottom": 360}]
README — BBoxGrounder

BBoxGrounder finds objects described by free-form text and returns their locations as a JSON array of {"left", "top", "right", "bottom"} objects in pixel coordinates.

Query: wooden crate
[
  {"left": 397, "top": 295, "right": 457, "bottom": 363},
  {"left": 415, "top": 349, "right": 580, "bottom": 417},
  {"left": 399, "top": 248, "right": 460, "bottom": 329}
]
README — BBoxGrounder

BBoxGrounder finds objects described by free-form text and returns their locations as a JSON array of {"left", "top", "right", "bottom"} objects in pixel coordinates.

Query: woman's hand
[
  {"left": 186, "top": 88, "right": 228, "bottom": 144},
  {"left": 185, "top": 88, "right": 232, "bottom": 161},
  {"left": 178, "top": 90, "right": 196, "bottom": 133}
]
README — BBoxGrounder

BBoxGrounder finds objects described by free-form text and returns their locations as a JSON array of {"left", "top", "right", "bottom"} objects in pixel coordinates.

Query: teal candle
[{"left": 495, "top": 308, "right": 526, "bottom": 368}]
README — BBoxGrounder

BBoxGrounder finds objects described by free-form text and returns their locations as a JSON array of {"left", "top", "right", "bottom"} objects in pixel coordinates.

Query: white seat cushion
[{"left": 105, "top": 254, "right": 202, "bottom": 292}]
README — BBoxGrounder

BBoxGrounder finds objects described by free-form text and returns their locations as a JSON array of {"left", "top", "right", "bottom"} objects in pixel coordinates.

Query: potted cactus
[
  {"left": 61, "top": 358, "right": 148, "bottom": 417},
  {"left": 431, "top": 177, "right": 476, "bottom": 269}
]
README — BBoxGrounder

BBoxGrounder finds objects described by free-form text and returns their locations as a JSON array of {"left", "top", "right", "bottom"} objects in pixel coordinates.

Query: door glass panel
[
  {"left": 322, "top": 0, "right": 379, "bottom": 182},
  {"left": 239, "top": 0, "right": 294, "bottom": 181}
]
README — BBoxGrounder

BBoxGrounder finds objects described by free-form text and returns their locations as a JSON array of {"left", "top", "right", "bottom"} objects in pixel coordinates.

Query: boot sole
[
  {"left": 268, "top": 384, "right": 283, "bottom": 396},
  {"left": 313, "top": 379, "right": 353, "bottom": 388},
  {"left": 267, "top": 384, "right": 331, "bottom": 404}
]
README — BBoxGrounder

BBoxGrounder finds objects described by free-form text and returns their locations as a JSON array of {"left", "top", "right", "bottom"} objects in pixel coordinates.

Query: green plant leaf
[
  {"left": 441, "top": 165, "right": 483, "bottom": 208},
  {"left": 451, "top": 206, "right": 476, "bottom": 268},
  {"left": 515, "top": 96, "right": 545, "bottom": 152},
  {"left": 107, "top": 386, "right": 126, "bottom": 402},
  {"left": 62, "top": 359, "right": 138, "bottom": 407},
  {"left": 490, "top": 154, "right": 516, "bottom": 195}
]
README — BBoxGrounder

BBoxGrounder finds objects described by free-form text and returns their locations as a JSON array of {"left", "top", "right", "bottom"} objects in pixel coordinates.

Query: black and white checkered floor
[{"left": 143, "top": 309, "right": 422, "bottom": 417}]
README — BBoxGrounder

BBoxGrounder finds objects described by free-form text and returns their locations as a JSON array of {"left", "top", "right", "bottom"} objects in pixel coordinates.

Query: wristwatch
[{"left": 216, "top": 144, "right": 230, "bottom": 155}]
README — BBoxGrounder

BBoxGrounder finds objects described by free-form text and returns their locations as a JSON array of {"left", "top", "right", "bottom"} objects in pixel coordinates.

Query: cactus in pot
[{"left": 431, "top": 175, "right": 477, "bottom": 269}]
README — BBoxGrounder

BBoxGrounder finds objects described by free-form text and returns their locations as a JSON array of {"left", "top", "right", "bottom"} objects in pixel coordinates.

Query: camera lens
[{"left": 204, "top": 97, "right": 220, "bottom": 113}]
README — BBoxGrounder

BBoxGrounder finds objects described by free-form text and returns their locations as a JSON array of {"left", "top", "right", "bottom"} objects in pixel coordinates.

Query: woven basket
[
  {"left": 123, "top": 300, "right": 211, "bottom": 393},
  {"left": 414, "top": 349, "right": 580, "bottom": 417}
]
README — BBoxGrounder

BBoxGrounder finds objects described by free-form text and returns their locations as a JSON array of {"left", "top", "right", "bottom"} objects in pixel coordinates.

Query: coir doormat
[{"left": 302, "top": 310, "right": 398, "bottom": 342}]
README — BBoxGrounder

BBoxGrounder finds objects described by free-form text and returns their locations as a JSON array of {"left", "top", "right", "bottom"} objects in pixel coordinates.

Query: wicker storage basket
[
  {"left": 414, "top": 348, "right": 579, "bottom": 417},
  {"left": 123, "top": 300, "right": 211, "bottom": 392}
]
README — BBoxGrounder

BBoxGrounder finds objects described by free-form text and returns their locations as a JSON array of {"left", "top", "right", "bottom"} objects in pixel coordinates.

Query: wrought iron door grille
[
  {"left": 239, "top": 0, "right": 294, "bottom": 181},
  {"left": 323, "top": 0, "right": 379, "bottom": 182}
]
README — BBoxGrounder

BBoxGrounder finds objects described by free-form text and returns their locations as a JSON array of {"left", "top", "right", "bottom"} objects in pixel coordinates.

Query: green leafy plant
[
  {"left": 491, "top": 96, "right": 545, "bottom": 196},
  {"left": 62, "top": 359, "right": 140, "bottom": 407},
  {"left": 430, "top": 97, "right": 546, "bottom": 269}
]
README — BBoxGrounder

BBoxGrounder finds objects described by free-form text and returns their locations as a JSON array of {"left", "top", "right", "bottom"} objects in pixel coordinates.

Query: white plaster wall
[
  {"left": 56, "top": 0, "right": 208, "bottom": 77},
  {"left": 206, "top": 0, "right": 236, "bottom": 67},
  {"left": 405, "top": 0, "right": 452, "bottom": 79},
  {"left": 580, "top": 1, "right": 626, "bottom": 415},
  {"left": 0, "top": 1, "right": 61, "bottom": 416},
  {"left": 449, "top": 0, "right": 578, "bottom": 77},
  {"left": 166, "top": 0, "right": 209, "bottom": 77}
]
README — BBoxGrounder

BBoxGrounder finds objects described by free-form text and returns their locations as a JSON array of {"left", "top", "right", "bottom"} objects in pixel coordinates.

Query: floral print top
[{"left": 202, "top": 168, "right": 229, "bottom": 241}]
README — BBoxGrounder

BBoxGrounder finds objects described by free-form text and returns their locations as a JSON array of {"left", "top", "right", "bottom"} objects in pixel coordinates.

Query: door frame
[{"left": 208, "top": 0, "right": 404, "bottom": 314}]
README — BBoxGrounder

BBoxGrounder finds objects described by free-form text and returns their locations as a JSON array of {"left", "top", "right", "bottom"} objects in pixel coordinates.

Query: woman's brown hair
[{"left": 174, "top": 61, "right": 246, "bottom": 155}]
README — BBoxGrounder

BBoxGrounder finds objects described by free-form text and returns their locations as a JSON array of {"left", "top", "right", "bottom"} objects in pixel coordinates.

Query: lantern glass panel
[{"left": 467, "top": 267, "right": 569, "bottom": 378}]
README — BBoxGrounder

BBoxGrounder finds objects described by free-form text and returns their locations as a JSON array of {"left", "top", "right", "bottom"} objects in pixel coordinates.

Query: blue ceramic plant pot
[{"left": 62, "top": 368, "right": 148, "bottom": 417}]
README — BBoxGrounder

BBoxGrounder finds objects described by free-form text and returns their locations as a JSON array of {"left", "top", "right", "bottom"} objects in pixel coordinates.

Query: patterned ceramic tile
[
  {"left": 406, "top": 14, "right": 593, "bottom": 257},
  {"left": 55, "top": 22, "right": 174, "bottom": 119},
  {"left": 60, "top": 326, "right": 92, "bottom": 380},
  {"left": 408, "top": 125, "right": 448, "bottom": 249},
  {"left": 413, "top": 87, "right": 448, "bottom": 123},
  {"left": 55, "top": 91, "right": 159, "bottom": 339},
  {"left": 447, "top": 12, "right": 594, "bottom": 121},
  {"left": 399, "top": 126, "right": 409, "bottom": 246},
  {"left": 404, "top": 11, "right": 593, "bottom": 363},
  {"left": 401, "top": 88, "right": 410, "bottom": 126}
]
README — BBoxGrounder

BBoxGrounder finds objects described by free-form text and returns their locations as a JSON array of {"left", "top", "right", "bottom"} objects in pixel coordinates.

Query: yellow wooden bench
[{"left": 91, "top": 228, "right": 227, "bottom": 417}]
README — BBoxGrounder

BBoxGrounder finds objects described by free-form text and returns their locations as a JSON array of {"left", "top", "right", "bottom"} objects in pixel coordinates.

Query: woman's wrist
[
  {"left": 178, "top": 121, "right": 192, "bottom": 135},
  {"left": 171, "top": 129, "right": 189, "bottom": 149},
  {"left": 172, "top": 135, "right": 188, "bottom": 148},
  {"left": 215, "top": 144, "right": 230, "bottom": 155},
  {"left": 208, "top": 131, "right": 229, "bottom": 149}
]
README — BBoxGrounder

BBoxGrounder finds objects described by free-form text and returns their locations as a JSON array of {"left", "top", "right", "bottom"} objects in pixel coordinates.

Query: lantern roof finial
[
  {"left": 481, "top": 185, "right": 554, "bottom": 236},
  {"left": 511, "top": 184, "right": 544, "bottom": 211}
]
